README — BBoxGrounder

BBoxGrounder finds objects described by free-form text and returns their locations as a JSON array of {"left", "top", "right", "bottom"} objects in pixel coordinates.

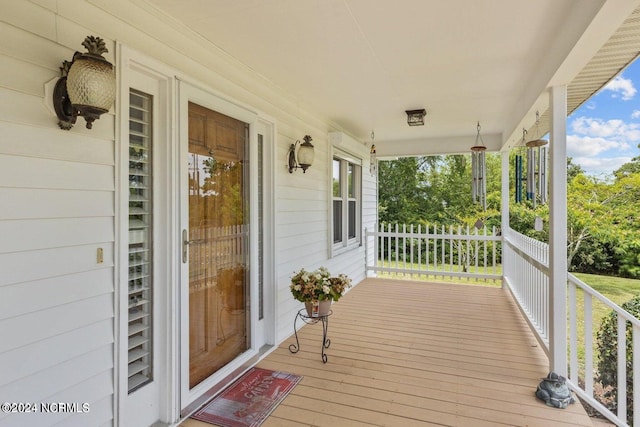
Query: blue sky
[{"left": 567, "top": 57, "right": 640, "bottom": 177}]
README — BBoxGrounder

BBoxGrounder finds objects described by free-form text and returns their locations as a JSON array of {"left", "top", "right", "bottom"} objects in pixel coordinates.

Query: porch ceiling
[{"left": 143, "top": 0, "right": 640, "bottom": 156}]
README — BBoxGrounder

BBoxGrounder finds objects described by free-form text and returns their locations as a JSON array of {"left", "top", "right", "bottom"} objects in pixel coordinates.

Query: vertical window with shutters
[{"left": 128, "top": 90, "right": 153, "bottom": 393}]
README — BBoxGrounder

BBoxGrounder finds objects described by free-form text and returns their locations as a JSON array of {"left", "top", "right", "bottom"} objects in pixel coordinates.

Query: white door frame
[
  {"left": 178, "top": 80, "right": 267, "bottom": 410},
  {"left": 116, "top": 45, "right": 179, "bottom": 427},
  {"left": 254, "top": 117, "right": 277, "bottom": 350},
  {"left": 116, "top": 47, "right": 278, "bottom": 424}
]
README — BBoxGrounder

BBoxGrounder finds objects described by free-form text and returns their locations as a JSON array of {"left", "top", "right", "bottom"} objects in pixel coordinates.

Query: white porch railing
[
  {"left": 503, "top": 227, "right": 638, "bottom": 427},
  {"left": 568, "top": 273, "right": 640, "bottom": 427},
  {"left": 365, "top": 223, "right": 502, "bottom": 283},
  {"left": 367, "top": 223, "right": 639, "bottom": 425},
  {"left": 502, "top": 228, "right": 550, "bottom": 349}
]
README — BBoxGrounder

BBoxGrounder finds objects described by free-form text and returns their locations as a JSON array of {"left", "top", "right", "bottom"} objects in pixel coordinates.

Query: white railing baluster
[
  {"left": 474, "top": 226, "right": 479, "bottom": 275},
  {"left": 634, "top": 325, "right": 640, "bottom": 427},
  {"left": 387, "top": 223, "right": 391, "bottom": 272},
  {"left": 394, "top": 223, "right": 399, "bottom": 273},
  {"left": 433, "top": 224, "right": 438, "bottom": 274},
  {"left": 456, "top": 225, "right": 461, "bottom": 275},
  {"left": 584, "top": 293, "right": 594, "bottom": 396},
  {"left": 482, "top": 226, "right": 487, "bottom": 281},
  {"left": 440, "top": 225, "right": 447, "bottom": 279},
  {"left": 569, "top": 282, "right": 578, "bottom": 381},
  {"left": 417, "top": 224, "right": 422, "bottom": 277},
  {"left": 617, "top": 315, "right": 627, "bottom": 421},
  {"left": 410, "top": 224, "right": 414, "bottom": 279},
  {"left": 449, "top": 225, "right": 453, "bottom": 274},
  {"left": 402, "top": 223, "right": 407, "bottom": 278}
]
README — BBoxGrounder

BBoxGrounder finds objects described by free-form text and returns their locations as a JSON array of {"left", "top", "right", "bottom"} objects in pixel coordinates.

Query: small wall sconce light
[
  {"left": 405, "top": 109, "right": 427, "bottom": 126},
  {"left": 288, "top": 135, "right": 315, "bottom": 173},
  {"left": 53, "top": 36, "right": 116, "bottom": 130}
]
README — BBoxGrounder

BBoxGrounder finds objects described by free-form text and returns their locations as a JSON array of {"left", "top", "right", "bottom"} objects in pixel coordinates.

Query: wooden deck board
[{"left": 182, "top": 279, "right": 593, "bottom": 427}]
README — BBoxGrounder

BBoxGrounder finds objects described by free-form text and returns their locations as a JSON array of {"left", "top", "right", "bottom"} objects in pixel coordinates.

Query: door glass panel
[{"left": 188, "top": 102, "right": 248, "bottom": 389}]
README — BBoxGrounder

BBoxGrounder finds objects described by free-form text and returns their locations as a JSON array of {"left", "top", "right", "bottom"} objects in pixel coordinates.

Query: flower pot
[{"left": 304, "top": 300, "right": 331, "bottom": 317}]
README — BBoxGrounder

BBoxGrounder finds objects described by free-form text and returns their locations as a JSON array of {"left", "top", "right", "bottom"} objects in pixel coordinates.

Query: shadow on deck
[{"left": 184, "top": 278, "right": 594, "bottom": 426}]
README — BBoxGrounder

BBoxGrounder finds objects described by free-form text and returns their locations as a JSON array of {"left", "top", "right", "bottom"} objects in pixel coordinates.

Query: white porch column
[
  {"left": 549, "top": 85, "right": 568, "bottom": 375},
  {"left": 501, "top": 150, "right": 510, "bottom": 289}
]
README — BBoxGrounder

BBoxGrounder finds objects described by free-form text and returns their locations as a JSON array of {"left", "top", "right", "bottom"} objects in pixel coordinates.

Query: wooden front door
[{"left": 187, "top": 102, "right": 249, "bottom": 388}]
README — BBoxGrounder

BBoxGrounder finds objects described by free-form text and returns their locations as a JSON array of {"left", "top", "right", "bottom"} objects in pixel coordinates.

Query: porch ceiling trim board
[
  {"left": 520, "top": 4, "right": 640, "bottom": 149},
  {"left": 375, "top": 132, "right": 502, "bottom": 158}
]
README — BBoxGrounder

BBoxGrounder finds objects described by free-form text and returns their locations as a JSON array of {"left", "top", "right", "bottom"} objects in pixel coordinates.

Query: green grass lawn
[
  {"left": 573, "top": 272, "right": 640, "bottom": 303},
  {"left": 569, "top": 273, "right": 640, "bottom": 381},
  {"left": 375, "top": 260, "right": 503, "bottom": 287}
]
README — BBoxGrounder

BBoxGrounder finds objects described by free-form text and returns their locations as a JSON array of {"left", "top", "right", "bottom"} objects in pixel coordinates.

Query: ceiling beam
[{"left": 376, "top": 133, "right": 502, "bottom": 158}]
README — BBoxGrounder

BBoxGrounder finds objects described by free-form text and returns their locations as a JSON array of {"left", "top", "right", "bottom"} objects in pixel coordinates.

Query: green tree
[
  {"left": 378, "top": 156, "right": 424, "bottom": 225},
  {"left": 378, "top": 152, "right": 640, "bottom": 278},
  {"left": 563, "top": 170, "right": 640, "bottom": 276},
  {"left": 378, "top": 153, "right": 501, "bottom": 229}
]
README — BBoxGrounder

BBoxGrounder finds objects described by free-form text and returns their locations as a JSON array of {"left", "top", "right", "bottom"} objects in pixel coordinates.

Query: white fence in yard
[{"left": 365, "top": 223, "right": 502, "bottom": 283}]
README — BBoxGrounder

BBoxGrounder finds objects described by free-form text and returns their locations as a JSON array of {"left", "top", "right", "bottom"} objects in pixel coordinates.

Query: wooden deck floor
[{"left": 182, "top": 278, "right": 594, "bottom": 427}]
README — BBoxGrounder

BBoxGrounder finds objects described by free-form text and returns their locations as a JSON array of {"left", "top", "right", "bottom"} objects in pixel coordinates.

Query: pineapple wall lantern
[
  {"left": 53, "top": 36, "right": 116, "bottom": 130},
  {"left": 288, "top": 135, "right": 315, "bottom": 173}
]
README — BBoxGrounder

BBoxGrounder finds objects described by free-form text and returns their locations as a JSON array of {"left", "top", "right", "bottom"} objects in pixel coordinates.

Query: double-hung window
[{"left": 332, "top": 151, "right": 361, "bottom": 254}]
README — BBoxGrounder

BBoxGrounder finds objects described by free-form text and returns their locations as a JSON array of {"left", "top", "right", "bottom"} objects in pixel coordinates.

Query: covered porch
[
  {"left": 183, "top": 278, "right": 594, "bottom": 427},
  {"left": 2, "top": 1, "right": 640, "bottom": 426}
]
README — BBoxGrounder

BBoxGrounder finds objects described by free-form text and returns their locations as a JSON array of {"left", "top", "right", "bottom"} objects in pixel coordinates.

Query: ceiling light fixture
[{"left": 405, "top": 109, "right": 427, "bottom": 126}]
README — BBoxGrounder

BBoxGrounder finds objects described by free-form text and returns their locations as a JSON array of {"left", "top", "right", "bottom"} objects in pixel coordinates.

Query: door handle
[{"left": 182, "top": 229, "right": 189, "bottom": 263}]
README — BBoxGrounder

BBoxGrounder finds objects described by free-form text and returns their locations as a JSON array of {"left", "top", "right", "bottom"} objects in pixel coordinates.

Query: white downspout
[{"left": 549, "top": 85, "right": 568, "bottom": 375}]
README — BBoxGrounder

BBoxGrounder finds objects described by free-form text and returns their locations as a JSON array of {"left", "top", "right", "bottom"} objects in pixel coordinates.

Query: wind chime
[
  {"left": 515, "top": 111, "right": 548, "bottom": 207},
  {"left": 369, "top": 130, "right": 377, "bottom": 176},
  {"left": 470, "top": 122, "right": 487, "bottom": 210}
]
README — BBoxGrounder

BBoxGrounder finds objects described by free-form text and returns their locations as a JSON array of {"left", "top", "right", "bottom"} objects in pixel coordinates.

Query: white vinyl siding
[
  {"left": 0, "top": 5, "right": 115, "bottom": 425},
  {"left": 1, "top": 3, "right": 378, "bottom": 424}
]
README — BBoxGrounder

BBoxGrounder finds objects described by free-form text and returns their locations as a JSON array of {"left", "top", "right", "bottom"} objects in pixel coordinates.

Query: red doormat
[{"left": 191, "top": 367, "right": 303, "bottom": 427}]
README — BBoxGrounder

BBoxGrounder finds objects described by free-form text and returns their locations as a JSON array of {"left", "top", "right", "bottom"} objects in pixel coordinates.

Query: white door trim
[
  {"left": 116, "top": 44, "right": 179, "bottom": 426},
  {"left": 177, "top": 80, "right": 261, "bottom": 410}
]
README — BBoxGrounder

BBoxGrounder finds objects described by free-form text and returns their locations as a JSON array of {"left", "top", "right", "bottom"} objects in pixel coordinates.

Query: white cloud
[
  {"left": 567, "top": 135, "right": 627, "bottom": 157},
  {"left": 570, "top": 116, "right": 640, "bottom": 142},
  {"left": 603, "top": 75, "right": 637, "bottom": 100},
  {"left": 571, "top": 156, "right": 633, "bottom": 176},
  {"left": 585, "top": 101, "right": 597, "bottom": 110},
  {"left": 632, "top": 110, "right": 640, "bottom": 119}
]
